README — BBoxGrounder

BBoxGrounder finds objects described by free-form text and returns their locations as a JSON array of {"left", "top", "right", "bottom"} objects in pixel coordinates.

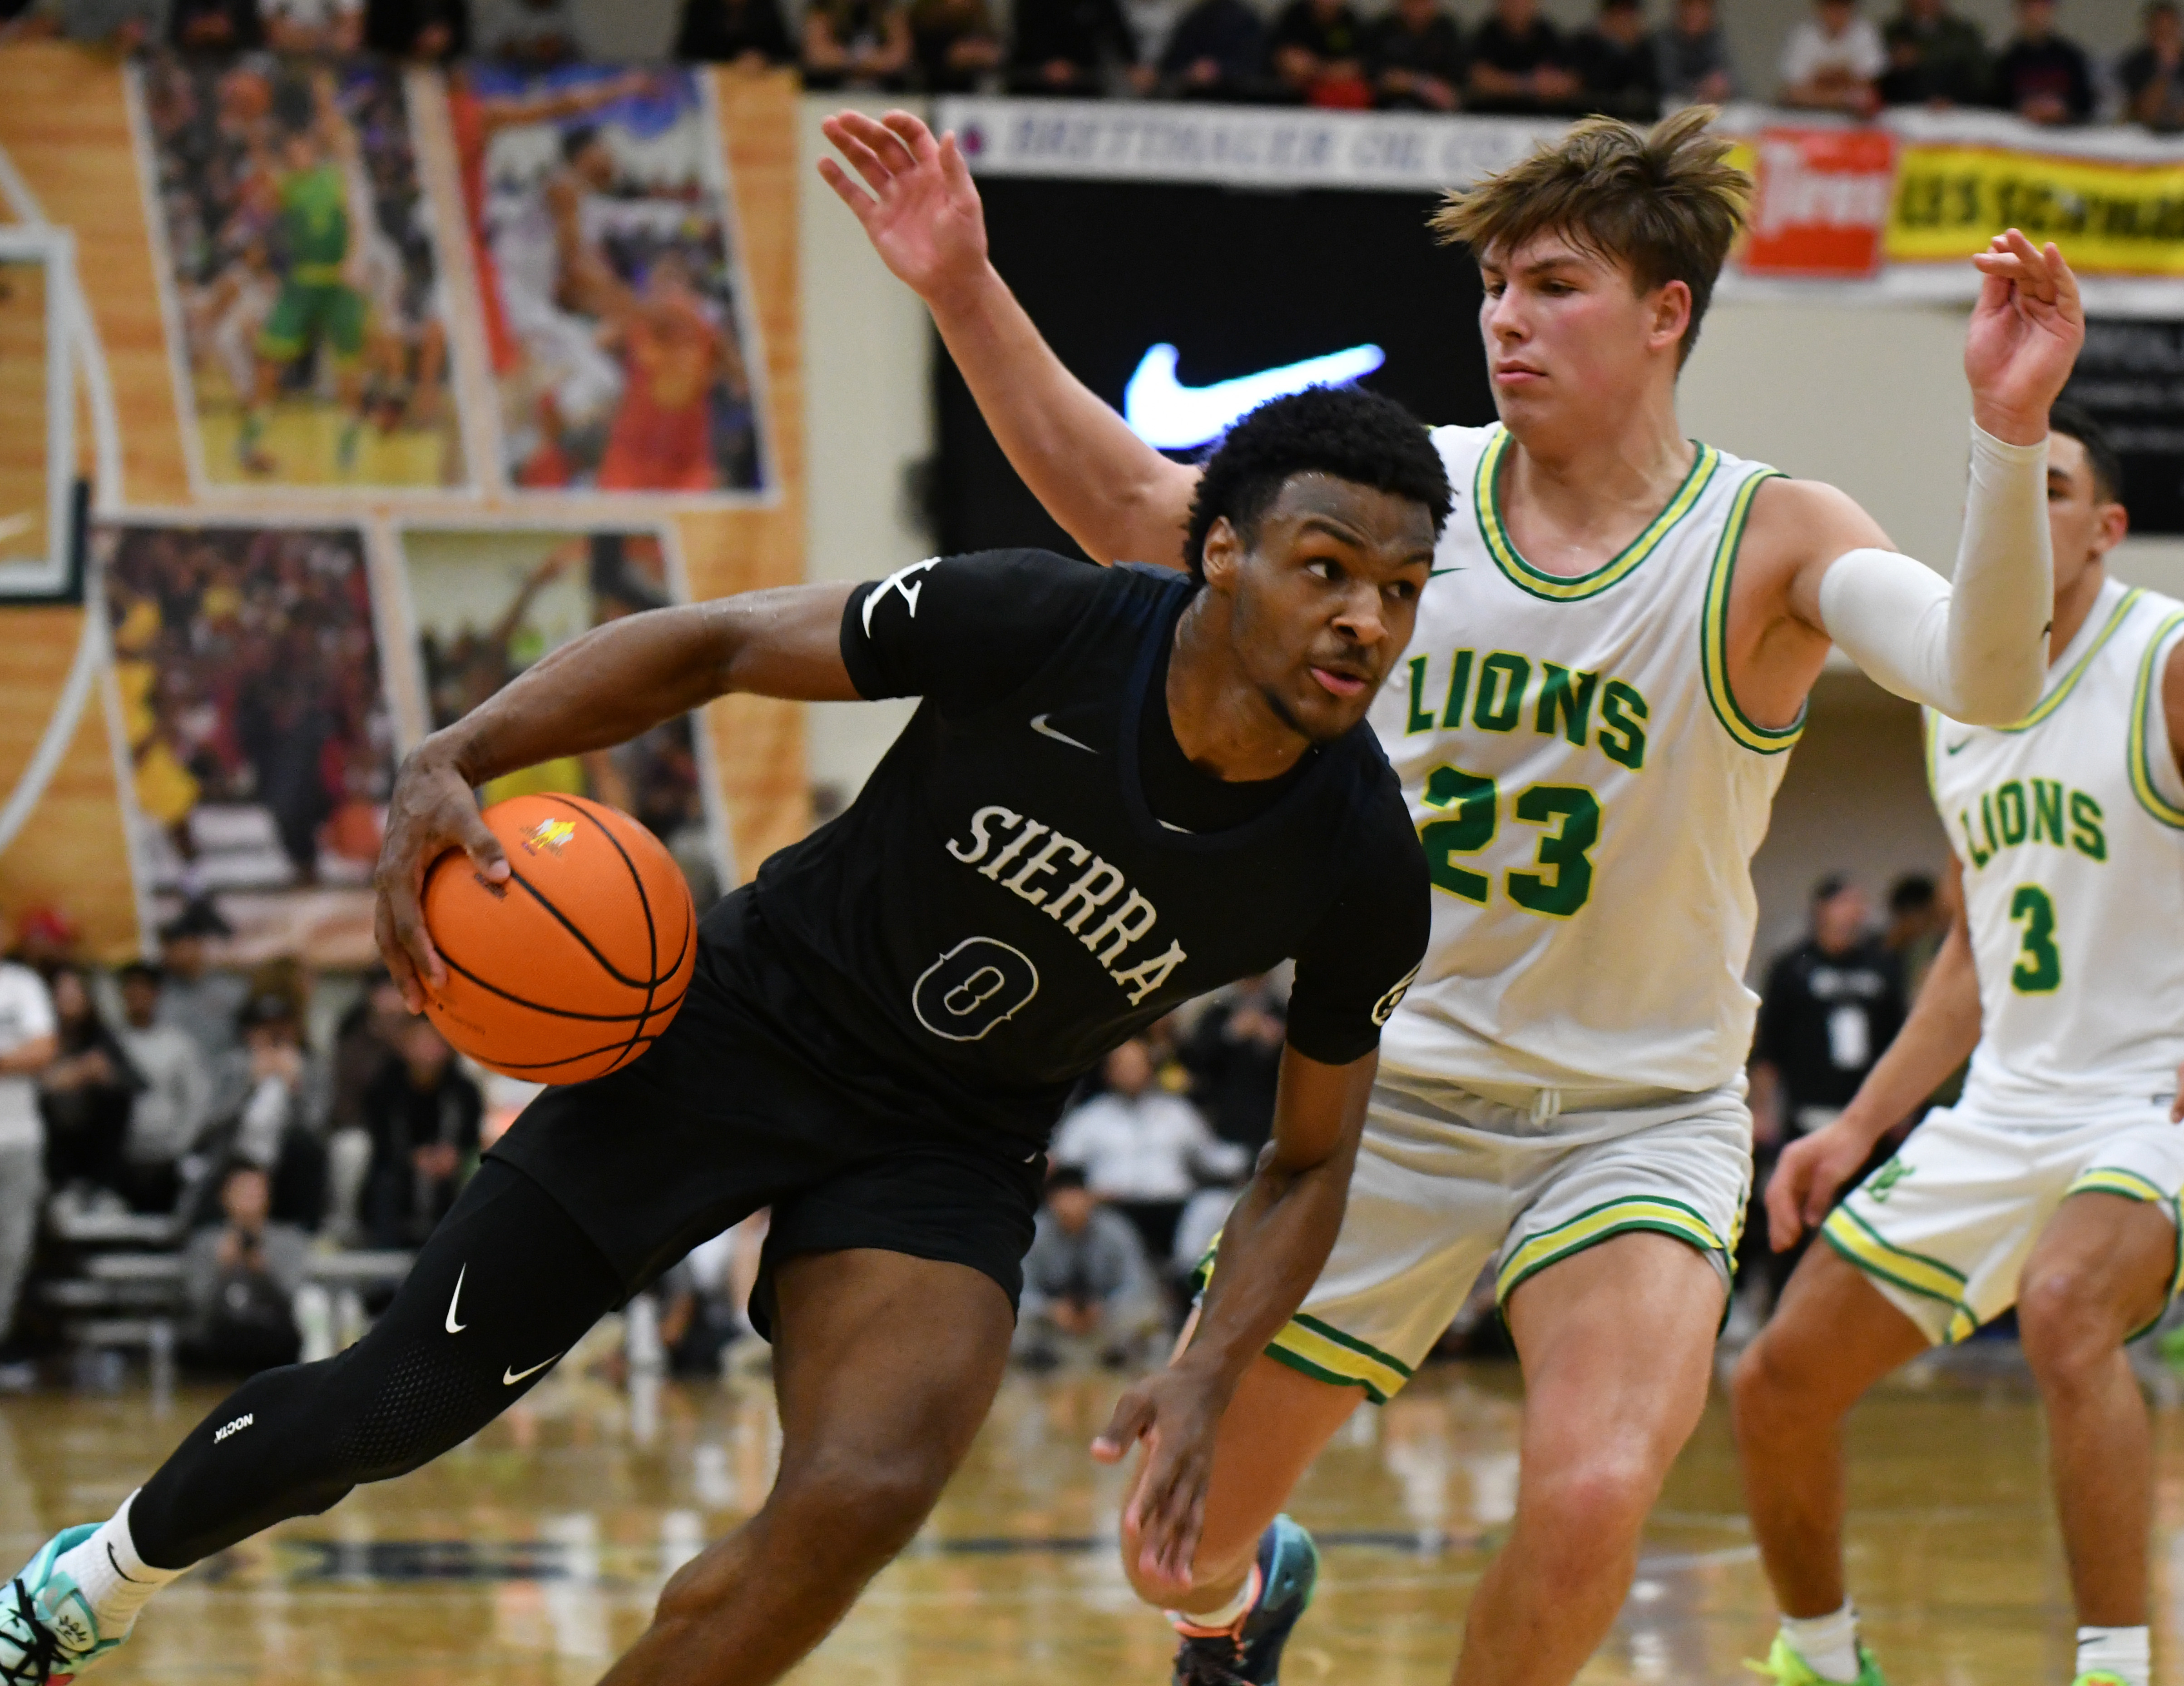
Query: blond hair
[{"left": 1431, "top": 107, "right": 1751, "bottom": 364}]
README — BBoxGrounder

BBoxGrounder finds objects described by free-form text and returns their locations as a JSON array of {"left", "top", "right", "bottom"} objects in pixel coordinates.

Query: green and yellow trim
[
  {"left": 2067, "top": 1165, "right": 2184, "bottom": 1334},
  {"left": 2128, "top": 609, "right": 2184, "bottom": 828},
  {"left": 1475, "top": 427, "right": 1722, "bottom": 603},
  {"left": 1822, "top": 1205, "right": 1980, "bottom": 1344},
  {"left": 1699, "top": 466, "right": 1802, "bottom": 755},
  {"left": 1999, "top": 586, "right": 2143, "bottom": 734},
  {"left": 1495, "top": 1195, "right": 1726, "bottom": 1304},
  {"left": 1266, "top": 1314, "right": 1415, "bottom": 1404}
]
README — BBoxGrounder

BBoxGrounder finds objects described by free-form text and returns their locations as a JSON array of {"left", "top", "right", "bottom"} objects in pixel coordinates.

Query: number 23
[{"left": 1418, "top": 765, "right": 1600, "bottom": 918}]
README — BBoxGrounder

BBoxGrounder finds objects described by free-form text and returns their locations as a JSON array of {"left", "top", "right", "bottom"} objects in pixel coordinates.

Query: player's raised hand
[
  {"left": 1965, "top": 228, "right": 2085, "bottom": 446},
  {"left": 1092, "top": 1365, "right": 1228, "bottom": 1598},
  {"left": 1764, "top": 1121, "right": 1877, "bottom": 1252},
  {"left": 373, "top": 749, "right": 509, "bottom": 1013},
  {"left": 817, "top": 109, "right": 989, "bottom": 306}
]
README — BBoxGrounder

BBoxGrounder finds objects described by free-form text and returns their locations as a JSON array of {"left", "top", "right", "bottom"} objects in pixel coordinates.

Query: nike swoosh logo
[
  {"left": 1946, "top": 739, "right": 1972, "bottom": 755},
  {"left": 444, "top": 1264, "right": 467, "bottom": 1334},
  {"left": 1428, "top": 566, "right": 1465, "bottom": 577},
  {"left": 1030, "top": 714, "right": 1097, "bottom": 754},
  {"left": 503, "top": 1352, "right": 565, "bottom": 1387},
  {"left": 1123, "top": 342, "right": 1387, "bottom": 451}
]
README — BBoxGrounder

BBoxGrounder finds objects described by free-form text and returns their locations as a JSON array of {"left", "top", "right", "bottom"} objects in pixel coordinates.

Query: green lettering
[
  {"left": 1981, "top": 792, "right": 1999, "bottom": 855},
  {"left": 1996, "top": 780, "right": 2028, "bottom": 846},
  {"left": 1958, "top": 809, "right": 1992, "bottom": 869},
  {"left": 1534, "top": 664, "right": 1600, "bottom": 746},
  {"left": 2070, "top": 790, "right": 2107, "bottom": 862},
  {"left": 2030, "top": 778, "right": 2064, "bottom": 845},
  {"left": 1599, "top": 681, "right": 1649, "bottom": 771},
  {"left": 2008, "top": 883, "right": 2062, "bottom": 993},
  {"left": 1419, "top": 764, "right": 1496, "bottom": 904},
  {"left": 1406, "top": 656, "right": 1435, "bottom": 734},
  {"left": 1472, "top": 653, "right": 1530, "bottom": 734},
  {"left": 1440, "top": 649, "right": 1475, "bottom": 728}
]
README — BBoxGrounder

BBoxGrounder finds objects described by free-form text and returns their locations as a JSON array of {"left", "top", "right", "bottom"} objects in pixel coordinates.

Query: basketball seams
[
  {"left": 540, "top": 795, "right": 669, "bottom": 1073},
  {"left": 504, "top": 870, "right": 657, "bottom": 991}
]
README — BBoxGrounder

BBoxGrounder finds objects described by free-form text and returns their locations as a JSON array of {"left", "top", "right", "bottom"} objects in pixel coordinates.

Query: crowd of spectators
[{"left": 5, "top": 0, "right": 2176, "bottom": 130}]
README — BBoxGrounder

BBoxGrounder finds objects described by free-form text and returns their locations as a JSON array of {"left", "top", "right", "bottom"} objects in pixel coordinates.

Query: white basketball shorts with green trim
[
  {"left": 1229, "top": 1074, "right": 1753, "bottom": 1403},
  {"left": 1825, "top": 1094, "right": 2184, "bottom": 1347}
]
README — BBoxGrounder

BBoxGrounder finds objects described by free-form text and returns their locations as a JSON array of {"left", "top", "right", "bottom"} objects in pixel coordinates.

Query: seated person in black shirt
[
  {"left": 1271, "top": 0, "right": 1372, "bottom": 106},
  {"left": 358, "top": 1015, "right": 482, "bottom": 1250},
  {"left": 909, "top": 0, "right": 1004, "bottom": 92},
  {"left": 1878, "top": 0, "right": 1988, "bottom": 105},
  {"left": 674, "top": 0, "right": 794, "bottom": 66},
  {"left": 1008, "top": 0, "right": 1141, "bottom": 95},
  {"left": 1368, "top": 0, "right": 1464, "bottom": 110},
  {"left": 1989, "top": 0, "right": 2094, "bottom": 123},
  {"left": 2122, "top": 0, "right": 2184, "bottom": 131},
  {"left": 802, "top": 0, "right": 913, "bottom": 90},
  {"left": 1468, "top": 0, "right": 1580, "bottom": 112},
  {"left": 1157, "top": 0, "right": 1270, "bottom": 98},
  {"left": 27, "top": 387, "right": 1444, "bottom": 1686},
  {"left": 1568, "top": 0, "right": 1661, "bottom": 118}
]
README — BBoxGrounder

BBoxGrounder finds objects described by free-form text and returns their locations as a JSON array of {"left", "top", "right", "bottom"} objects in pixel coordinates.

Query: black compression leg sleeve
[{"left": 130, "top": 1161, "right": 624, "bottom": 1569}]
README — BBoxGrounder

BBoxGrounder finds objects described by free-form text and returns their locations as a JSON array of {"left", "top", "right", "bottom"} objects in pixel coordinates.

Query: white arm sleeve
[{"left": 1817, "top": 424, "right": 2052, "bottom": 726}]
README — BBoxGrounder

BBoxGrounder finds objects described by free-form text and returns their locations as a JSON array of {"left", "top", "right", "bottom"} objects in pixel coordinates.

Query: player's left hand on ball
[
  {"left": 373, "top": 749, "right": 509, "bottom": 1013},
  {"left": 1092, "top": 1365, "right": 1228, "bottom": 1598},
  {"left": 1965, "top": 228, "right": 2085, "bottom": 444}
]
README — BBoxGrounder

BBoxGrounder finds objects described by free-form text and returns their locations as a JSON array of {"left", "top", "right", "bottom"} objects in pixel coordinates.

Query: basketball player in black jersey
[{"left": 0, "top": 388, "right": 1444, "bottom": 1686}]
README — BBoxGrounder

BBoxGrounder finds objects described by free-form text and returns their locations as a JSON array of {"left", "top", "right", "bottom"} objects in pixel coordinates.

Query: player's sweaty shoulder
[{"left": 1738, "top": 475, "right": 1895, "bottom": 620}]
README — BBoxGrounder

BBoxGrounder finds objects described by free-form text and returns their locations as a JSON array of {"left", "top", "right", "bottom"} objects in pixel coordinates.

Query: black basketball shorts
[{"left": 486, "top": 889, "right": 1046, "bottom": 1335}]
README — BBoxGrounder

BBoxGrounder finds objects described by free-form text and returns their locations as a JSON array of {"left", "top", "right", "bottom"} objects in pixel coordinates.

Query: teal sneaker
[
  {"left": 1, "top": 1526, "right": 131, "bottom": 1683},
  {"left": 1745, "top": 1633, "right": 1890, "bottom": 1686},
  {"left": 1169, "top": 1515, "right": 1319, "bottom": 1685}
]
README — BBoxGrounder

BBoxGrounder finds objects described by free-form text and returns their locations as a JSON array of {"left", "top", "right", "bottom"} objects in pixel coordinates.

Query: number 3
[
  {"left": 2008, "top": 884, "right": 2061, "bottom": 994},
  {"left": 1419, "top": 766, "right": 1600, "bottom": 917}
]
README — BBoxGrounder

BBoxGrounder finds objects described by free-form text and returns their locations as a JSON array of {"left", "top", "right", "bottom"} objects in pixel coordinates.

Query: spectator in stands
[
  {"left": 0, "top": 928, "right": 56, "bottom": 1368},
  {"left": 803, "top": 0, "right": 913, "bottom": 89},
  {"left": 114, "top": 962, "right": 211, "bottom": 1216},
  {"left": 8, "top": 907, "right": 77, "bottom": 987},
  {"left": 263, "top": 0, "right": 362, "bottom": 50},
  {"left": 155, "top": 899, "right": 247, "bottom": 1074},
  {"left": 168, "top": 0, "right": 263, "bottom": 47},
  {"left": 675, "top": 0, "right": 794, "bottom": 64},
  {"left": 37, "top": 967, "right": 138, "bottom": 1212},
  {"left": 1272, "top": 0, "right": 1372, "bottom": 106},
  {"left": 25, "top": 0, "right": 164, "bottom": 46},
  {"left": 1880, "top": 0, "right": 1988, "bottom": 104},
  {"left": 1990, "top": 0, "right": 2094, "bottom": 122},
  {"left": 1050, "top": 1037, "right": 1247, "bottom": 1265},
  {"left": 204, "top": 993, "right": 328, "bottom": 1234},
  {"left": 359, "top": 1017, "right": 481, "bottom": 1250},
  {"left": 180, "top": 1161, "right": 307, "bottom": 1377},
  {"left": 2121, "top": 0, "right": 2184, "bottom": 130},
  {"left": 1653, "top": 0, "right": 1735, "bottom": 103},
  {"left": 475, "top": 0, "right": 577, "bottom": 63},
  {"left": 1570, "top": 0, "right": 1661, "bottom": 117},
  {"left": 1467, "top": 0, "right": 1578, "bottom": 114},
  {"left": 363, "top": 0, "right": 469, "bottom": 56},
  {"left": 1009, "top": 0, "right": 1142, "bottom": 96},
  {"left": 1368, "top": 0, "right": 1463, "bottom": 110},
  {"left": 1182, "top": 974, "right": 1285, "bottom": 1157},
  {"left": 1157, "top": 0, "right": 1268, "bottom": 98},
  {"left": 1884, "top": 870, "right": 1950, "bottom": 999},
  {"left": 911, "top": 0, "right": 1003, "bottom": 90},
  {"left": 1780, "top": 0, "right": 1887, "bottom": 114},
  {"left": 1015, "top": 1166, "right": 1164, "bottom": 1371}
]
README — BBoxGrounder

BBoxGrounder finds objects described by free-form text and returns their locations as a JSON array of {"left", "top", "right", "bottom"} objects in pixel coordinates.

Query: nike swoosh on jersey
[
  {"left": 1428, "top": 566, "right": 1465, "bottom": 577},
  {"left": 503, "top": 1352, "right": 564, "bottom": 1387},
  {"left": 1030, "top": 714, "right": 1098, "bottom": 754},
  {"left": 1946, "top": 738, "right": 1972, "bottom": 754},
  {"left": 1123, "top": 342, "right": 1387, "bottom": 451},
  {"left": 444, "top": 1264, "right": 467, "bottom": 1334}
]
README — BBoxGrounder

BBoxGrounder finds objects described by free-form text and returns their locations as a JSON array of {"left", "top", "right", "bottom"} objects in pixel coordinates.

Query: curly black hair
[{"left": 1182, "top": 386, "right": 1452, "bottom": 580}]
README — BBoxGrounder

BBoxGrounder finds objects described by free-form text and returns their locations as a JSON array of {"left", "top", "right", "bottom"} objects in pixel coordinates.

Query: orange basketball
[{"left": 419, "top": 793, "right": 697, "bottom": 1085}]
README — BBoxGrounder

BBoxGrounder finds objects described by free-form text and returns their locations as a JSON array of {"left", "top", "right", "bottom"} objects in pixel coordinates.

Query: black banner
[{"left": 2063, "top": 320, "right": 2184, "bottom": 535}]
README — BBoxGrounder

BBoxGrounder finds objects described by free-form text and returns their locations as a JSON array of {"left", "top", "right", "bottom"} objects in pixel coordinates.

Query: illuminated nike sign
[{"left": 1123, "top": 343, "right": 1387, "bottom": 451}]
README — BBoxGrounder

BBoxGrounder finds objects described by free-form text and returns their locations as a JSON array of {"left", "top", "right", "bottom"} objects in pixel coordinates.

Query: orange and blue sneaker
[
  {"left": 1169, "top": 1515, "right": 1318, "bottom": 1685},
  {"left": 0, "top": 1527, "right": 131, "bottom": 1683}
]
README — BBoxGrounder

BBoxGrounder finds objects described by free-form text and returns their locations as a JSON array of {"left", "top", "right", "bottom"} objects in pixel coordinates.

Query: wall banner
[{"left": 1887, "top": 144, "right": 2184, "bottom": 276}]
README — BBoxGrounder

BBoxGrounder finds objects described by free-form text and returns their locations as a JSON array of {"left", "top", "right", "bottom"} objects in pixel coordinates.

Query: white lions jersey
[
  {"left": 1373, "top": 424, "right": 1794, "bottom": 1099},
  {"left": 1927, "top": 576, "right": 2184, "bottom": 1116}
]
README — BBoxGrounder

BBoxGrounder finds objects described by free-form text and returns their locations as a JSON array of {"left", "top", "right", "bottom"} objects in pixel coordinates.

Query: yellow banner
[{"left": 1887, "top": 143, "right": 2184, "bottom": 276}]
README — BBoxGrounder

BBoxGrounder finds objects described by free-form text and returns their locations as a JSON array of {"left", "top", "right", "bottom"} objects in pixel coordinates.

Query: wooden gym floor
[{"left": 0, "top": 1352, "right": 2176, "bottom": 1684}]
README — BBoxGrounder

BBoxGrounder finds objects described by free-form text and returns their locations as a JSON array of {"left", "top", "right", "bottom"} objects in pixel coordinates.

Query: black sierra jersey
[{"left": 741, "top": 549, "right": 1430, "bottom": 1152}]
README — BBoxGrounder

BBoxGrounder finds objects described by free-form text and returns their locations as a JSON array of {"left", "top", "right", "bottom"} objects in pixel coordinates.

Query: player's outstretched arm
[
  {"left": 1763, "top": 232, "right": 2083, "bottom": 728},
  {"left": 374, "top": 585, "right": 860, "bottom": 1007},
  {"left": 1767, "top": 900, "right": 1981, "bottom": 1251},
  {"left": 1091, "top": 1045, "right": 1374, "bottom": 1595},
  {"left": 818, "top": 109, "right": 1199, "bottom": 569}
]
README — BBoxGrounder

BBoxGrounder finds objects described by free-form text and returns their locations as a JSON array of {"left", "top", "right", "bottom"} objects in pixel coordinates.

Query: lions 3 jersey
[
  {"left": 1373, "top": 423, "right": 1793, "bottom": 1097},
  {"left": 1927, "top": 575, "right": 2184, "bottom": 1114}
]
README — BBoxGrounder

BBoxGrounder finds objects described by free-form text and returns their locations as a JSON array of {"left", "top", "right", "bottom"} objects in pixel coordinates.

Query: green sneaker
[
  {"left": 2071, "top": 1675, "right": 2132, "bottom": 1686},
  {"left": 0, "top": 1525, "right": 133, "bottom": 1682},
  {"left": 1745, "top": 1632, "right": 1890, "bottom": 1686}
]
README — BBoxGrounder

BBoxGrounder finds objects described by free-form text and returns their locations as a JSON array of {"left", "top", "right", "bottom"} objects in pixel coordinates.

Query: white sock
[
  {"left": 1168, "top": 1564, "right": 1262, "bottom": 1636},
  {"left": 52, "top": 1493, "right": 182, "bottom": 1636},
  {"left": 1780, "top": 1604, "right": 1861, "bottom": 1683},
  {"left": 2076, "top": 1625, "right": 2150, "bottom": 1686}
]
